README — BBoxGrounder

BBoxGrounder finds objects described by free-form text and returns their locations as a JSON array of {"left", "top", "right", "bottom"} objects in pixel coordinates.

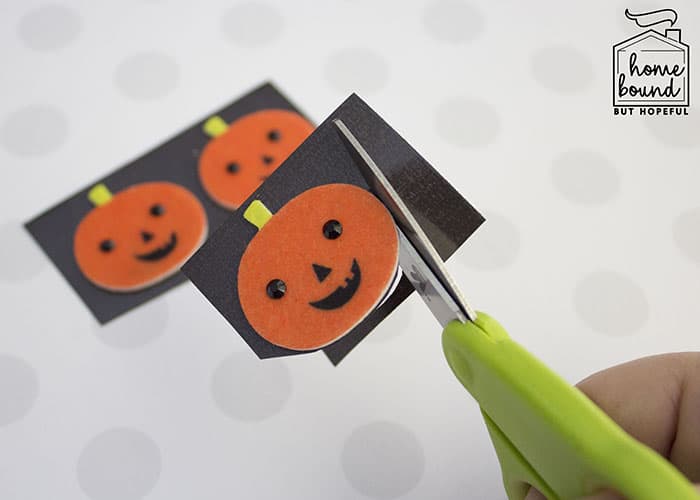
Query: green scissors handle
[
  {"left": 443, "top": 312, "right": 699, "bottom": 500},
  {"left": 331, "top": 118, "right": 698, "bottom": 499}
]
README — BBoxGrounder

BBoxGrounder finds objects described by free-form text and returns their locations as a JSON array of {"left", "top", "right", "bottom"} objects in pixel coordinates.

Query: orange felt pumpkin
[
  {"left": 198, "top": 109, "right": 314, "bottom": 210},
  {"left": 237, "top": 184, "right": 399, "bottom": 351},
  {"left": 74, "top": 182, "right": 208, "bottom": 292}
]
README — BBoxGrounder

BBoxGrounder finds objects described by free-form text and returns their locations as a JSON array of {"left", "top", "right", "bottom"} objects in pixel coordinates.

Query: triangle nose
[
  {"left": 312, "top": 263, "right": 332, "bottom": 283},
  {"left": 141, "top": 231, "right": 154, "bottom": 243}
]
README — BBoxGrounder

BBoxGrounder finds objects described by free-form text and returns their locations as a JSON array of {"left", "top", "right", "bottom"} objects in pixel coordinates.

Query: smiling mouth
[
  {"left": 309, "top": 259, "right": 361, "bottom": 310},
  {"left": 135, "top": 232, "right": 178, "bottom": 262}
]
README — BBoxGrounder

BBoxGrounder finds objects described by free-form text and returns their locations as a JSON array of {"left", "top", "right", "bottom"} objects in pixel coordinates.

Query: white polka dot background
[
  {"left": 341, "top": 421, "right": 425, "bottom": 499},
  {"left": 210, "top": 352, "right": 292, "bottom": 421},
  {"left": 1, "top": 105, "right": 69, "bottom": 156},
  {"left": 17, "top": 4, "right": 82, "bottom": 51},
  {"left": 0, "top": 355, "right": 39, "bottom": 426},
  {"left": 77, "top": 428, "right": 161, "bottom": 500},
  {"left": 114, "top": 52, "right": 180, "bottom": 101},
  {"left": 1, "top": 1, "right": 699, "bottom": 499},
  {"left": 324, "top": 48, "right": 390, "bottom": 96}
]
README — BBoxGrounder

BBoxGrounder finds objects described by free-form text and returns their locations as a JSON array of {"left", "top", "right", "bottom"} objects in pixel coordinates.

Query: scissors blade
[{"left": 333, "top": 119, "right": 476, "bottom": 325}]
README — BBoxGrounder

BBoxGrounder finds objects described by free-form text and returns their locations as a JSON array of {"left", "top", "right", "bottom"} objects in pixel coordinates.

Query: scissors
[{"left": 333, "top": 119, "right": 699, "bottom": 500}]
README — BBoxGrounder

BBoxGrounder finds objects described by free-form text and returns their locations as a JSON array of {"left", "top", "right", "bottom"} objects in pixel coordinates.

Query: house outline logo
[{"left": 613, "top": 8, "right": 690, "bottom": 109}]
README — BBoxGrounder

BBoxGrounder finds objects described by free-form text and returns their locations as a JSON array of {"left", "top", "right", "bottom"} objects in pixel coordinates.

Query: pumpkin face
[
  {"left": 238, "top": 184, "right": 399, "bottom": 351},
  {"left": 198, "top": 109, "right": 314, "bottom": 210},
  {"left": 74, "top": 182, "right": 208, "bottom": 292}
]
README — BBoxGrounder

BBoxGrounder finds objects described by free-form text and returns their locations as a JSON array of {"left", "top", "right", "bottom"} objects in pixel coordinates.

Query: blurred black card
[
  {"left": 182, "top": 94, "right": 484, "bottom": 364},
  {"left": 25, "top": 82, "right": 312, "bottom": 324}
]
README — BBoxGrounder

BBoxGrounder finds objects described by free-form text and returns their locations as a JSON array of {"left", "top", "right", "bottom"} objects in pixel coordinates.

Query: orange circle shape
[
  {"left": 198, "top": 109, "right": 314, "bottom": 210},
  {"left": 74, "top": 182, "right": 208, "bottom": 292},
  {"left": 238, "top": 183, "right": 399, "bottom": 351}
]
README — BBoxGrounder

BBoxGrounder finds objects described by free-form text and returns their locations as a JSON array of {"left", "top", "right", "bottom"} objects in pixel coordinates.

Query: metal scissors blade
[{"left": 333, "top": 119, "right": 476, "bottom": 325}]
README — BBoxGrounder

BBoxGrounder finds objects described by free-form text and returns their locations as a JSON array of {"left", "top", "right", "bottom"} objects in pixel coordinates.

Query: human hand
[{"left": 525, "top": 352, "right": 700, "bottom": 500}]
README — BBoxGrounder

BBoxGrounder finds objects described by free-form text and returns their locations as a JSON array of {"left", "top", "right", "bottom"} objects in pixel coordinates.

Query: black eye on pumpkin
[
  {"left": 322, "top": 220, "right": 342, "bottom": 240},
  {"left": 267, "top": 129, "right": 281, "bottom": 142},
  {"left": 266, "top": 279, "right": 286, "bottom": 299},
  {"left": 100, "top": 239, "right": 115, "bottom": 253},
  {"left": 226, "top": 162, "right": 240, "bottom": 174},
  {"left": 150, "top": 204, "right": 165, "bottom": 217}
]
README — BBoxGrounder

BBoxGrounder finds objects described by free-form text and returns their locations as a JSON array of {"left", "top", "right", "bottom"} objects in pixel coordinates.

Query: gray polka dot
[
  {"left": 0, "top": 355, "right": 39, "bottom": 426},
  {"left": 324, "top": 48, "right": 389, "bottom": 95},
  {"left": 531, "top": 46, "right": 594, "bottom": 93},
  {"left": 368, "top": 304, "right": 412, "bottom": 343},
  {"left": 673, "top": 208, "right": 700, "bottom": 264},
  {"left": 423, "top": 0, "right": 485, "bottom": 43},
  {"left": 0, "top": 105, "right": 68, "bottom": 156},
  {"left": 574, "top": 271, "right": 649, "bottom": 336},
  {"left": 646, "top": 110, "right": 700, "bottom": 148},
  {"left": 551, "top": 149, "right": 620, "bottom": 205},
  {"left": 18, "top": 4, "right": 82, "bottom": 50},
  {"left": 211, "top": 352, "right": 291, "bottom": 421},
  {"left": 114, "top": 52, "right": 179, "bottom": 101},
  {"left": 77, "top": 428, "right": 161, "bottom": 500},
  {"left": 341, "top": 421, "right": 425, "bottom": 499},
  {"left": 435, "top": 97, "right": 500, "bottom": 148},
  {"left": 221, "top": 2, "right": 284, "bottom": 47},
  {"left": 0, "top": 222, "right": 47, "bottom": 282},
  {"left": 459, "top": 211, "right": 520, "bottom": 270},
  {"left": 93, "top": 298, "right": 168, "bottom": 349}
]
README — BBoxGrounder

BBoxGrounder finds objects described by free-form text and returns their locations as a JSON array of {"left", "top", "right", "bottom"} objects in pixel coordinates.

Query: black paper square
[
  {"left": 182, "top": 94, "right": 484, "bottom": 364},
  {"left": 25, "top": 82, "right": 312, "bottom": 324}
]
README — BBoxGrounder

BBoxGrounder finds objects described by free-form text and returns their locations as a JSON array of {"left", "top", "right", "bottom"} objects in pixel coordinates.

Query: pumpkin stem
[
  {"left": 88, "top": 183, "right": 113, "bottom": 207},
  {"left": 202, "top": 115, "right": 228, "bottom": 137},
  {"left": 243, "top": 200, "right": 273, "bottom": 230}
]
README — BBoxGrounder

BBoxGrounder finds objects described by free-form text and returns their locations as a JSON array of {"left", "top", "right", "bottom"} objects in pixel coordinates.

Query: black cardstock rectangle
[
  {"left": 25, "top": 82, "right": 311, "bottom": 324},
  {"left": 182, "top": 94, "right": 484, "bottom": 365}
]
